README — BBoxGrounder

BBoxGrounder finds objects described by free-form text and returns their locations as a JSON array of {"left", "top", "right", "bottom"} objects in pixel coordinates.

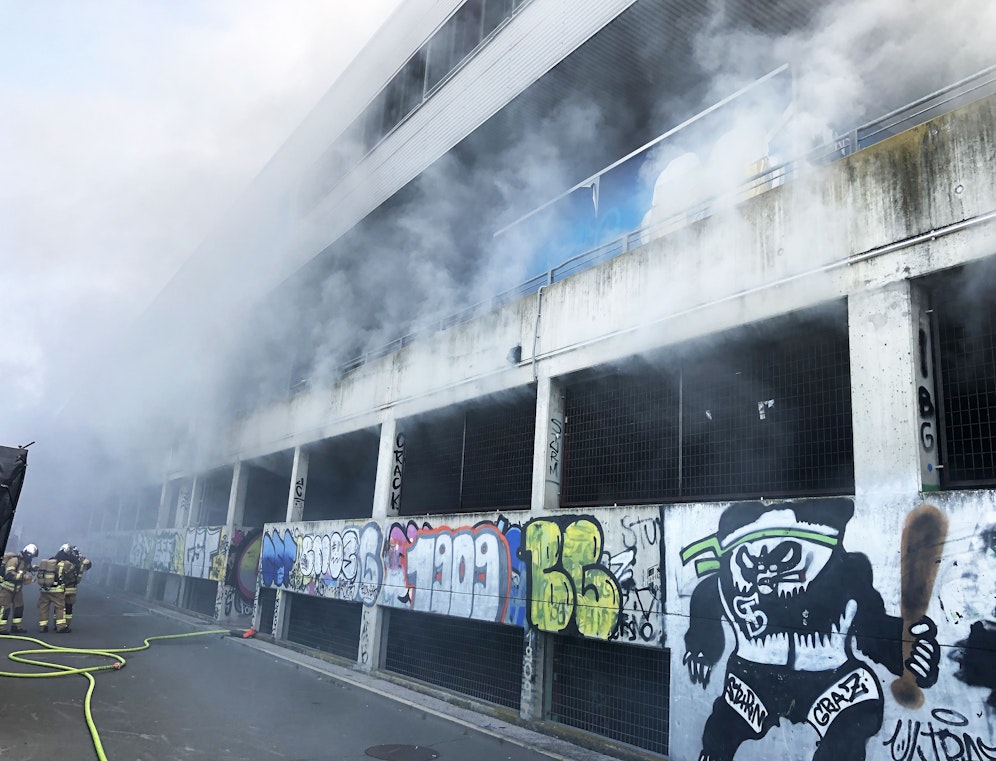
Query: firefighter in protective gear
[
  {"left": 64, "top": 544, "right": 91, "bottom": 628},
  {"left": 0, "top": 544, "right": 38, "bottom": 634},
  {"left": 37, "top": 549, "right": 72, "bottom": 633}
]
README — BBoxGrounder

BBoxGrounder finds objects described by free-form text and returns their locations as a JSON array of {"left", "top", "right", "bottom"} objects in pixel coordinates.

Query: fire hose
[{"left": 0, "top": 627, "right": 253, "bottom": 760}]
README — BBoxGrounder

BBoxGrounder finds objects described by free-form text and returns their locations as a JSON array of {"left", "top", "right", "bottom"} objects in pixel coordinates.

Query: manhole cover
[{"left": 364, "top": 745, "right": 439, "bottom": 761}]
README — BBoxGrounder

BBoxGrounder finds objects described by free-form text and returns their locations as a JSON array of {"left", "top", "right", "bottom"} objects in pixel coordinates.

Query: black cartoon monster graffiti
[
  {"left": 680, "top": 499, "right": 940, "bottom": 761},
  {"left": 949, "top": 524, "right": 996, "bottom": 707}
]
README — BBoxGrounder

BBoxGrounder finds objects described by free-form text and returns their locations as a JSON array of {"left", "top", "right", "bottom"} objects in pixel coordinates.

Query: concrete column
[
  {"left": 270, "top": 447, "right": 308, "bottom": 640},
  {"left": 530, "top": 374, "right": 566, "bottom": 512},
  {"left": 848, "top": 282, "right": 922, "bottom": 501},
  {"left": 145, "top": 480, "right": 171, "bottom": 600},
  {"left": 176, "top": 476, "right": 201, "bottom": 609},
  {"left": 520, "top": 374, "right": 563, "bottom": 720},
  {"left": 372, "top": 416, "right": 402, "bottom": 519},
  {"left": 216, "top": 461, "right": 249, "bottom": 622},
  {"left": 357, "top": 417, "right": 400, "bottom": 672}
]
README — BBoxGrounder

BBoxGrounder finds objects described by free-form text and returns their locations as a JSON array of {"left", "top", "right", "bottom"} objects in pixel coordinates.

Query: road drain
[{"left": 364, "top": 744, "right": 439, "bottom": 760}]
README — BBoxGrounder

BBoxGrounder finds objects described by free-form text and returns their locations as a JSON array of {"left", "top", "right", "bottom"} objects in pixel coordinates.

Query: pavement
[{"left": 0, "top": 589, "right": 630, "bottom": 761}]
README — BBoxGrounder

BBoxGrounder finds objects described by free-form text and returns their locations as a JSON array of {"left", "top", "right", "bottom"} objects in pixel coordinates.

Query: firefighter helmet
[{"left": 22, "top": 543, "right": 38, "bottom": 559}]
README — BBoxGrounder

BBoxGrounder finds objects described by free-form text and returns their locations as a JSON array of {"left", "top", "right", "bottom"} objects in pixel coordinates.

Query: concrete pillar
[
  {"left": 176, "top": 476, "right": 201, "bottom": 608},
  {"left": 848, "top": 282, "right": 923, "bottom": 501},
  {"left": 216, "top": 461, "right": 249, "bottom": 622},
  {"left": 373, "top": 416, "right": 403, "bottom": 520},
  {"left": 520, "top": 374, "right": 563, "bottom": 720},
  {"left": 530, "top": 374, "right": 566, "bottom": 512},
  {"left": 145, "top": 480, "right": 171, "bottom": 600},
  {"left": 270, "top": 447, "right": 308, "bottom": 640},
  {"left": 357, "top": 417, "right": 400, "bottom": 672}
]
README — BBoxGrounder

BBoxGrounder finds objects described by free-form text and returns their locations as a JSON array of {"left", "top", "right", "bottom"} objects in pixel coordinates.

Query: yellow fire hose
[{"left": 1, "top": 628, "right": 237, "bottom": 760}]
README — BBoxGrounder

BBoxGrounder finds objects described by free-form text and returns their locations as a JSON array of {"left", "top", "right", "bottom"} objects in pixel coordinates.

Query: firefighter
[
  {"left": 37, "top": 549, "right": 70, "bottom": 633},
  {"left": 0, "top": 543, "right": 37, "bottom": 634},
  {"left": 64, "top": 544, "right": 91, "bottom": 628}
]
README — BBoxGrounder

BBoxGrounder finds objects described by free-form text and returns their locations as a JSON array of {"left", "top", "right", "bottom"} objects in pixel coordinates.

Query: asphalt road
[{"left": 0, "top": 589, "right": 625, "bottom": 761}]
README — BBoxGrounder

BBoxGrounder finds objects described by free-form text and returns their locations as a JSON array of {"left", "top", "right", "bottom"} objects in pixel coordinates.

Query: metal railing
[{"left": 308, "top": 65, "right": 996, "bottom": 392}]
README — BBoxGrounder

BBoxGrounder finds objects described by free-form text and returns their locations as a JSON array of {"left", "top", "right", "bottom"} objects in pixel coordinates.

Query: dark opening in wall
[
  {"left": 400, "top": 388, "right": 536, "bottom": 515},
  {"left": 134, "top": 485, "right": 160, "bottom": 529},
  {"left": 286, "top": 594, "right": 362, "bottom": 661},
  {"left": 550, "top": 635, "right": 670, "bottom": 756},
  {"left": 125, "top": 568, "right": 149, "bottom": 596},
  {"left": 304, "top": 429, "right": 380, "bottom": 521},
  {"left": 384, "top": 609, "right": 523, "bottom": 709},
  {"left": 151, "top": 571, "right": 167, "bottom": 603},
  {"left": 929, "top": 258, "right": 996, "bottom": 487},
  {"left": 198, "top": 467, "right": 233, "bottom": 526},
  {"left": 562, "top": 303, "right": 853, "bottom": 505},
  {"left": 243, "top": 450, "right": 294, "bottom": 528},
  {"left": 183, "top": 577, "right": 217, "bottom": 618},
  {"left": 256, "top": 587, "right": 277, "bottom": 635}
]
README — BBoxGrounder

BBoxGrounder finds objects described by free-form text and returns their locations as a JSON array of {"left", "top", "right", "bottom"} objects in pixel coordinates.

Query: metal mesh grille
[
  {"left": 563, "top": 365, "right": 680, "bottom": 505},
  {"left": 401, "top": 391, "right": 535, "bottom": 515},
  {"left": 681, "top": 334, "right": 853, "bottom": 499},
  {"left": 286, "top": 594, "right": 363, "bottom": 661},
  {"left": 550, "top": 635, "right": 669, "bottom": 755},
  {"left": 385, "top": 610, "right": 524, "bottom": 709},
  {"left": 937, "top": 297, "right": 996, "bottom": 486},
  {"left": 564, "top": 313, "right": 852, "bottom": 505},
  {"left": 304, "top": 430, "right": 380, "bottom": 521},
  {"left": 461, "top": 403, "right": 536, "bottom": 510}
]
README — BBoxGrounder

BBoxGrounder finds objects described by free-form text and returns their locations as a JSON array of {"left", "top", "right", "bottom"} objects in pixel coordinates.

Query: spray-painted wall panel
[
  {"left": 258, "top": 506, "right": 665, "bottom": 643},
  {"left": 666, "top": 494, "right": 996, "bottom": 761},
  {"left": 261, "top": 519, "right": 385, "bottom": 605},
  {"left": 96, "top": 490, "right": 996, "bottom": 759},
  {"left": 90, "top": 526, "right": 237, "bottom": 582}
]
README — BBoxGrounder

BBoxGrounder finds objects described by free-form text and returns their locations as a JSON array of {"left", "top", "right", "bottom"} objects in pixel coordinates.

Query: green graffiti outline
[{"left": 680, "top": 528, "right": 840, "bottom": 577}]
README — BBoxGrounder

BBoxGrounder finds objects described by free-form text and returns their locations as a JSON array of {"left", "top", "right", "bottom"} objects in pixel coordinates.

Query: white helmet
[
  {"left": 59, "top": 543, "right": 72, "bottom": 554},
  {"left": 22, "top": 543, "right": 38, "bottom": 558}
]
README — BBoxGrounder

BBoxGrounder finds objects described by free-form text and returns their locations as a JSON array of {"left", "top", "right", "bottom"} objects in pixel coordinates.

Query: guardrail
[{"left": 305, "top": 65, "right": 996, "bottom": 393}]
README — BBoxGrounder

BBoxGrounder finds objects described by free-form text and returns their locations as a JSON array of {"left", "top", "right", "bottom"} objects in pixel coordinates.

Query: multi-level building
[{"left": 86, "top": 1, "right": 996, "bottom": 759}]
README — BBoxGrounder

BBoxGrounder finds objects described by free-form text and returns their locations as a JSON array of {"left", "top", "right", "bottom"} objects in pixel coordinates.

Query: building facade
[{"left": 87, "top": 2, "right": 996, "bottom": 759}]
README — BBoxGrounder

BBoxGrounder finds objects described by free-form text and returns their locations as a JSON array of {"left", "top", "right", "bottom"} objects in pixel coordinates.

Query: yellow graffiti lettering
[
  {"left": 562, "top": 520, "right": 620, "bottom": 639},
  {"left": 525, "top": 520, "right": 573, "bottom": 632}
]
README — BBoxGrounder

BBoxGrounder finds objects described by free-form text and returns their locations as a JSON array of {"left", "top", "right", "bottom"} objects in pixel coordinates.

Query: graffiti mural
[
  {"left": 184, "top": 527, "right": 225, "bottom": 580},
  {"left": 612, "top": 513, "right": 664, "bottom": 644},
  {"left": 262, "top": 528, "right": 295, "bottom": 587},
  {"left": 260, "top": 521, "right": 383, "bottom": 606},
  {"left": 522, "top": 515, "right": 622, "bottom": 639},
  {"left": 152, "top": 531, "right": 184, "bottom": 575},
  {"left": 883, "top": 708, "right": 996, "bottom": 761},
  {"left": 217, "top": 528, "right": 261, "bottom": 617},
  {"left": 128, "top": 533, "right": 153, "bottom": 568},
  {"left": 941, "top": 516, "right": 996, "bottom": 711},
  {"left": 381, "top": 517, "right": 523, "bottom": 624},
  {"left": 391, "top": 432, "right": 405, "bottom": 513},
  {"left": 679, "top": 499, "right": 942, "bottom": 761}
]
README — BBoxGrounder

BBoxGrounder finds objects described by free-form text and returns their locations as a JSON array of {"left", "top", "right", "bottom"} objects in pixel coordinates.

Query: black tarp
[{"left": 0, "top": 446, "right": 28, "bottom": 556}]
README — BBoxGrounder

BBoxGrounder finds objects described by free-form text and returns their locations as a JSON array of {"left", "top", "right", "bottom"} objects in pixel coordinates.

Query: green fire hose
[{"left": 1, "top": 628, "right": 237, "bottom": 760}]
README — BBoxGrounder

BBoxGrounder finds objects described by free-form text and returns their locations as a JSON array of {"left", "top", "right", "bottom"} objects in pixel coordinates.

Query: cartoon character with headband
[{"left": 681, "top": 498, "right": 938, "bottom": 761}]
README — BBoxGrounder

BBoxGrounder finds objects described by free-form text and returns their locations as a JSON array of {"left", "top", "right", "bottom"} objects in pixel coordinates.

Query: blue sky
[{"left": 0, "top": 1, "right": 401, "bottom": 447}]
